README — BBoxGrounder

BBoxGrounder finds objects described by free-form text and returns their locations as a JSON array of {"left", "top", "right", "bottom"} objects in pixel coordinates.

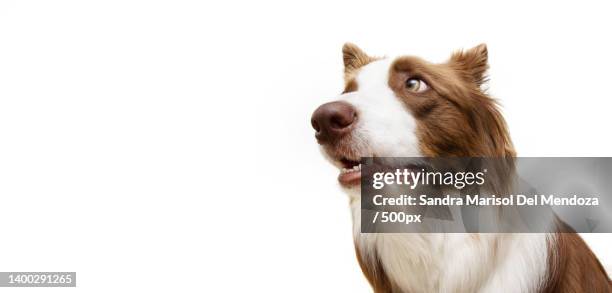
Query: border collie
[{"left": 311, "top": 43, "right": 611, "bottom": 292}]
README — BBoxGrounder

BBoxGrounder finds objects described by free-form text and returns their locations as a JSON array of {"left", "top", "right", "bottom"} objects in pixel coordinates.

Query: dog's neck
[{"left": 348, "top": 195, "right": 550, "bottom": 293}]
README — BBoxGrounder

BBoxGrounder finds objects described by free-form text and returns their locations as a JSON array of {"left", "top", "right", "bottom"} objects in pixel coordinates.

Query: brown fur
[
  {"left": 343, "top": 78, "right": 358, "bottom": 94},
  {"left": 342, "top": 44, "right": 514, "bottom": 157},
  {"left": 388, "top": 47, "right": 514, "bottom": 158},
  {"left": 342, "top": 43, "right": 379, "bottom": 81},
  {"left": 388, "top": 46, "right": 516, "bottom": 195},
  {"left": 542, "top": 220, "right": 612, "bottom": 293}
]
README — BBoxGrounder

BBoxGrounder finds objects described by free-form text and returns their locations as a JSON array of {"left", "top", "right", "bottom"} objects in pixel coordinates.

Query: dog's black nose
[{"left": 311, "top": 101, "right": 357, "bottom": 144}]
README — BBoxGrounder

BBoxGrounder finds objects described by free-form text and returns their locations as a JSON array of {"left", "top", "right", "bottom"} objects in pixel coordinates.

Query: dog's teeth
[{"left": 341, "top": 164, "right": 363, "bottom": 174}]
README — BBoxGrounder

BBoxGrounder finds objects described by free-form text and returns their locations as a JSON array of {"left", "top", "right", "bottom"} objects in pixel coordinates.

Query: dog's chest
[{"left": 350, "top": 201, "right": 548, "bottom": 293}]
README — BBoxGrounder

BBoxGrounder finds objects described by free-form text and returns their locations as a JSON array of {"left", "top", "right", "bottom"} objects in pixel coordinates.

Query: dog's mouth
[
  {"left": 337, "top": 157, "right": 362, "bottom": 187},
  {"left": 334, "top": 155, "right": 432, "bottom": 188}
]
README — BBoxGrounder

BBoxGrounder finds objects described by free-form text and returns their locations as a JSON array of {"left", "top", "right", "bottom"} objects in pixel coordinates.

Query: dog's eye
[{"left": 405, "top": 78, "right": 428, "bottom": 93}]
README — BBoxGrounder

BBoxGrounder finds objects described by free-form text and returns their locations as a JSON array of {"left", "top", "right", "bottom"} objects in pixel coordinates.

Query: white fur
[
  {"left": 337, "top": 59, "right": 421, "bottom": 183},
  {"left": 350, "top": 198, "right": 550, "bottom": 293},
  {"left": 324, "top": 58, "right": 550, "bottom": 292}
]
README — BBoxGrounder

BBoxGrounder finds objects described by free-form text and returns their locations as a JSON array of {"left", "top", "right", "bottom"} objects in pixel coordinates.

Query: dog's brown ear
[
  {"left": 450, "top": 44, "right": 489, "bottom": 85},
  {"left": 342, "top": 43, "right": 374, "bottom": 78}
]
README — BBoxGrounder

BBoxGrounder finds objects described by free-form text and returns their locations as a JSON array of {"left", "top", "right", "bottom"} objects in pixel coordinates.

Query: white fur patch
[
  {"left": 338, "top": 58, "right": 421, "bottom": 157},
  {"left": 350, "top": 200, "right": 550, "bottom": 293}
]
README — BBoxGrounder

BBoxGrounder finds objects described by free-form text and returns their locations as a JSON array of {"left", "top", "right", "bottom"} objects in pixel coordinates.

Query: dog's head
[{"left": 311, "top": 43, "right": 515, "bottom": 188}]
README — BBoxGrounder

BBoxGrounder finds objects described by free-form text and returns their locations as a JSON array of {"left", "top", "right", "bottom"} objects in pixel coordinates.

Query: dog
[{"left": 311, "top": 43, "right": 611, "bottom": 292}]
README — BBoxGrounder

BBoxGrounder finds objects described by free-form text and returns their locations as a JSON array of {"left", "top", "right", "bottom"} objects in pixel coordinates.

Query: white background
[{"left": 1, "top": 0, "right": 611, "bottom": 292}]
